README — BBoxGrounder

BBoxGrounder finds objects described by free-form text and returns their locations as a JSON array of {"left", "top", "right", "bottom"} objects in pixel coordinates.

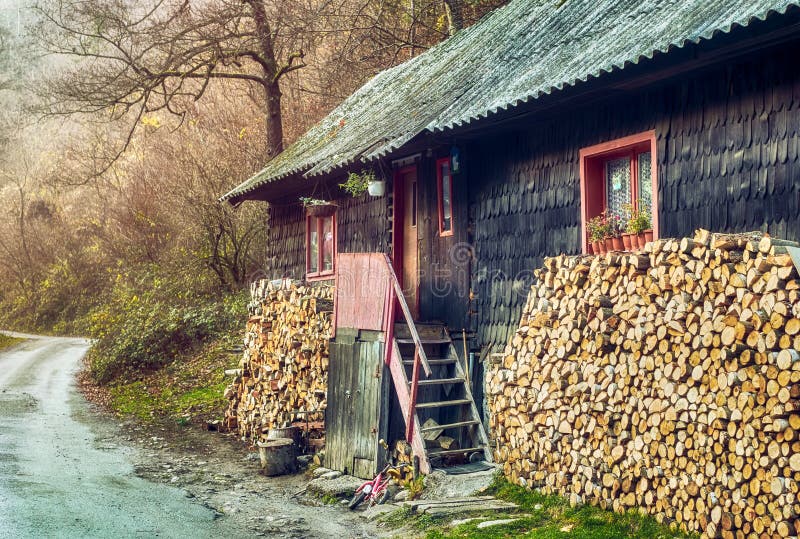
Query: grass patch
[
  {"left": 0, "top": 334, "right": 23, "bottom": 351},
  {"left": 109, "top": 381, "right": 160, "bottom": 421},
  {"left": 105, "top": 336, "right": 239, "bottom": 425},
  {"left": 390, "top": 476, "right": 695, "bottom": 539}
]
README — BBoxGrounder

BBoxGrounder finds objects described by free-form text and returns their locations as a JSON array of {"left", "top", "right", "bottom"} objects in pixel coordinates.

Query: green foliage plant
[
  {"left": 339, "top": 169, "right": 377, "bottom": 197},
  {"left": 86, "top": 270, "right": 246, "bottom": 384},
  {"left": 625, "top": 202, "right": 652, "bottom": 234}
]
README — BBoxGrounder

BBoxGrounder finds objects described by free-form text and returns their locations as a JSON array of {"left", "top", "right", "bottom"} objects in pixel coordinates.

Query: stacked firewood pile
[
  {"left": 488, "top": 230, "right": 800, "bottom": 537},
  {"left": 224, "top": 279, "right": 333, "bottom": 443}
]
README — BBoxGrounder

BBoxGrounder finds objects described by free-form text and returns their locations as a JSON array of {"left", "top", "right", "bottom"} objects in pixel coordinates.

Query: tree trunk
[
  {"left": 245, "top": 0, "right": 285, "bottom": 158},
  {"left": 264, "top": 79, "right": 284, "bottom": 159},
  {"left": 444, "top": 0, "right": 464, "bottom": 36}
]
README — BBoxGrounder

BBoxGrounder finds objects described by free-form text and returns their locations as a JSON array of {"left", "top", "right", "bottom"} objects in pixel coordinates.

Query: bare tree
[
  {"left": 32, "top": 0, "right": 323, "bottom": 169},
  {"left": 32, "top": 1, "right": 508, "bottom": 175},
  {"left": 443, "top": 0, "right": 465, "bottom": 35}
]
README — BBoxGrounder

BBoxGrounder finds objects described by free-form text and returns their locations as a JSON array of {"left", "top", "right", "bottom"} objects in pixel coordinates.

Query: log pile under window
[
  {"left": 488, "top": 229, "right": 800, "bottom": 537},
  {"left": 224, "top": 279, "right": 333, "bottom": 442}
]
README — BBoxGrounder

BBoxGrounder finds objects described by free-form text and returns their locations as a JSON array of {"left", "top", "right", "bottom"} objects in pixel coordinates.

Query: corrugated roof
[{"left": 222, "top": 0, "right": 799, "bottom": 202}]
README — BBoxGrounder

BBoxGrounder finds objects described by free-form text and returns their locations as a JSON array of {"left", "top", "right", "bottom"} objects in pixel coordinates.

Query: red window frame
[
  {"left": 305, "top": 213, "right": 337, "bottom": 280},
  {"left": 579, "top": 130, "right": 658, "bottom": 253},
  {"left": 436, "top": 157, "right": 454, "bottom": 237}
]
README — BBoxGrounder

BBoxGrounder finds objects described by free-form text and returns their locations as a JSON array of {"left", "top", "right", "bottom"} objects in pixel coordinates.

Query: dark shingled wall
[
  {"left": 336, "top": 192, "right": 391, "bottom": 255},
  {"left": 264, "top": 203, "right": 306, "bottom": 280},
  {"left": 468, "top": 45, "right": 800, "bottom": 355}
]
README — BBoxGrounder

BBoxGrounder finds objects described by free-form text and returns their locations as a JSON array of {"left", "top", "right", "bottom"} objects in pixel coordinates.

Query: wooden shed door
[
  {"left": 325, "top": 333, "right": 388, "bottom": 479},
  {"left": 395, "top": 167, "right": 419, "bottom": 319}
]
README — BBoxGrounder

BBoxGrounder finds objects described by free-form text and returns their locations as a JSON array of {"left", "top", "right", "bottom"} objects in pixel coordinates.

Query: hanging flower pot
[
  {"left": 367, "top": 180, "right": 386, "bottom": 197},
  {"left": 621, "top": 233, "right": 633, "bottom": 251},
  {"left": 305, "top": 202, "right": 337, "bottom": 217}
]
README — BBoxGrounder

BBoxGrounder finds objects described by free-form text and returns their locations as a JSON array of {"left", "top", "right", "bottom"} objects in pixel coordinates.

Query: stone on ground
[
  {"left": 476, "top": 518, "right": 524, "bottom": 529},
  {"left": 311, "top": 467, "right": 332, "bottom": 478},
  {"left": 306, "top": 475, "right": 362, "bottom": 499},
  {"left": 360, "top": 504, "right": 397, "bottom": 521}
]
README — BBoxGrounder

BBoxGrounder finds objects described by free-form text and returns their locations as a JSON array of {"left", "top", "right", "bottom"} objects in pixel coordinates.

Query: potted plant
[
  {"left": 367, "top": 177, "right": 385, "bottom": 197},
  {"left": 300, "top": 197, "right": 337, "bottom": 217},
  {"left": 626, "top": 204, "right": 652, "bottom": 249},
  {"left": 587, "top": 215, "right": 606, "bottom": 255},
  {"left": 340, "top": 169, "right": 384, "bottom": 197},
  {"left": 621, "top": 204, "right": 634, "bottom": 251},
  {"left": 605, "top": 212, "right": 624, "bottom": 251}
]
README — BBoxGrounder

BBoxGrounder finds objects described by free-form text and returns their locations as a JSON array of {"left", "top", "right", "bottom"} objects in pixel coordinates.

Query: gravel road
[{"left": 0, "top": 334, "right": 383, "bottom": 538}]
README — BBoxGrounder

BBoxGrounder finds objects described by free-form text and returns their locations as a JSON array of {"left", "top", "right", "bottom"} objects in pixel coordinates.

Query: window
[
  {"left": 580, "top": 131, "right": 658, "bottom": 252},
  {"left": 437, "top": 158, "right": 454, "bottom": 236},
  {"left": 306, "top": 214, "right": 336, "bottom": 278}
]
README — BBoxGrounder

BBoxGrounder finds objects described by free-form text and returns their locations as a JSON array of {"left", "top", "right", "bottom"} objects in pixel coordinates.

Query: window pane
[
  {"left": 638, "top": 151, "right": 652, "bottom": 217},
  {"left": 440, "top": 161, "right": 452, "bottom": 232},
  {"left": 411, "top": 181, "right": 417, "bottom": 227},
  {"left": 309, "top": 219, "right": 319, "bottom": 273},
  {"left": 322, "top": 216, "right": 334, "bottom": 272},
  {"left": 605, "top": 156, "right": 631, "bottom": 218}
]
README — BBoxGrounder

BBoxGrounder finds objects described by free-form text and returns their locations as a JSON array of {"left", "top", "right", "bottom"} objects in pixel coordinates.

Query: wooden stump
[{"left": 258, "top": 438, "right": 298, "bottom": 476}]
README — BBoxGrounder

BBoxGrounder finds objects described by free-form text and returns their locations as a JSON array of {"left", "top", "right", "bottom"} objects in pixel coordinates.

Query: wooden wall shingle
[{"left": 468, "top": 46, "right": 800, "bottom": 354}]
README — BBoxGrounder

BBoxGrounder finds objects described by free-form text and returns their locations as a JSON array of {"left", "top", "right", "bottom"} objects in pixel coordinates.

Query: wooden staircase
[
  {"left": 391, "top": 323, "right": 491, "bottom": 470},
  {"left": 334, "top": 253, "right": 490, "bottom": 475}
]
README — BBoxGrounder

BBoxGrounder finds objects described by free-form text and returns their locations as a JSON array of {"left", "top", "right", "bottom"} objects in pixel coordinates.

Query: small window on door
[
  {"left": 437, "top": 158, "right": 454, "bottom": 236},
  {"left": 306, "top": 214, "right": 336, "bottom": 279}
]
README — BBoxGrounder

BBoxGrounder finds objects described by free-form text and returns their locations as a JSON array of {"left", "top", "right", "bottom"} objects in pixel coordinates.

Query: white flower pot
[{"left": 367, "top": 180, "right": 386, "bottom": 197}]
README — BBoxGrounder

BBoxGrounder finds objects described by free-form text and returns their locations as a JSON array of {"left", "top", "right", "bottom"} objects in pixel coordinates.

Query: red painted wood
[
  {"left": 334, "top": 253, "right": 389, "bottom": 331},
  {"left": 386, "top": 341, "right": 429, "bottom": 474},
  {"left": 332, "top": 254, "right": 339, "bottom": 339},
  {"left": 305, "top": 214, "right": 337, "bottom": 280},
  {"left": 406, "top": 347, "right": 420, "bottom": 442},
  {"left": 383, "top": 285, "right": 396, "bottom": 367},
  {"left": 579, "top": 130, "right": 658, "bottom": 253},
  {"left": 436, "top": 157, "right": 455, "bottom": 237}
]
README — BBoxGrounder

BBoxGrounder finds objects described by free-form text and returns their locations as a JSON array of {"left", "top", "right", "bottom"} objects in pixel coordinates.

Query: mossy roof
[{"left": 222, "top": 0, "right": 799, "bottom": 202}]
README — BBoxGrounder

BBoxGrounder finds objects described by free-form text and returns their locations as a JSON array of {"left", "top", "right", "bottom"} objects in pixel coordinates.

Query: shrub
[{"left": 86, "top": 270, "right": 246, "bottom": 384}]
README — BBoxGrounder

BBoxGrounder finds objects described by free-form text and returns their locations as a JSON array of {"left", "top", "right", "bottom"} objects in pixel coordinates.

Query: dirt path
[
  {"left": 122, "top": 416, "right": 386, "bottom": 538},
  {"left": 0, "top": 333, "right": 384, "bottom": 538}
]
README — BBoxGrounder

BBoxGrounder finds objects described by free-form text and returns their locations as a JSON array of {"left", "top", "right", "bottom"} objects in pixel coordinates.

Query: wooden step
[
  {"left": 420, "top": 419, "right": 480, "bottom": 433},
  {"left": 394, "top": 323, "right": 447, "bottom": 341},
  {"left": 396, "top": 338, "right": 451, "bottom": 345},
  {"left": 415, "top": 399, "right": 472, "bottom": 409},
  {"left": 411, "top": 377, "right": 464, "bottom": 386},
  {"left": 402, "top": 358, "right": 456, "bottom": 365},
  {"left": 428, "top": 446, "right": 485, "bottom": 457}
]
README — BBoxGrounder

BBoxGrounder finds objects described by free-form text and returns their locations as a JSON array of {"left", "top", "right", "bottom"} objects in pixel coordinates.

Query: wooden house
[{"left": 222, "top": 0, "right": 800, "bottom": 477}]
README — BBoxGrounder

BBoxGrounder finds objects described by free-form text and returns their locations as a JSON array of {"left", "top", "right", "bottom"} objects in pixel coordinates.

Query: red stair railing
[{"left": 380, "top": 254, "right": 432, "bottom": 442}]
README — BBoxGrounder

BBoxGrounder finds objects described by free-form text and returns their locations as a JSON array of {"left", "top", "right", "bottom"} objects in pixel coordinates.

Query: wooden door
[
  {"left": 395, "top": 167, "right": 419, "bottom": 319},
  {"left": 325, "top": 331, "right": 388, "bottom": 479}
]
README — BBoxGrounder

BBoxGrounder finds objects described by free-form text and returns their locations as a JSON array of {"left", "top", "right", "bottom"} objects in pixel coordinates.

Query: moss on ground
[
  {"left": 0, "top": 334, "right": 23, "bottom": 351},
  {"left": 106, "top": 336, "right": 239, "bottom": 425},
  {"left": 385, "top": 476, "right": 696, "bottom": 539}
]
